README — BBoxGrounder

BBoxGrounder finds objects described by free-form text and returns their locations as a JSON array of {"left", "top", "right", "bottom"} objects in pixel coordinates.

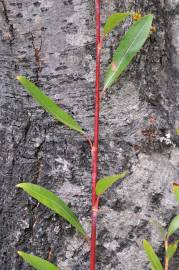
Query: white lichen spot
[
  {"left": 159, "top": 132, "right": 175, "bottom": 146},
  {"left": 56, "top": 181, "right": 84, "bottom": 202},
  {"left": 103, "top": 240, "right": 118, "bottom": 251},
  {"left": 55, "top": 157, "right": 70, "bottom": 172},
  {"left": 49, "top": 156, "right": 71, "bottom": 176}
]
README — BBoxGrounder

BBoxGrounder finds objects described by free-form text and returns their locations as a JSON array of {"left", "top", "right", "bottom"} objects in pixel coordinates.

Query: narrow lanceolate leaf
[
  {"left": 166, "top": 243, "right": 177, "bottom": 261},
  {"left": 172, "top": 183, "right": 179, "bottom": 203},
  {"left": 167, "top": 215, "right": 179, "bottom": 238},
  {"left": 143, "top": 240, "right": 163, "bottom": 270},
  {"left": 96, "top": 171, "right": 128, "bottom": 196},
  {"left": 103, "top": 13, "right": 131, "bottom": 34},
  {"left": 16, "top": 183, "right": 86, "bottom": 238},
  {"left": 104, "top": 15, "right": 153, "bottom": 90},
  {"left": 16, "top": 76, "right": 84, "bottom": 134},
  {"left": 18, "top": 251, "right": 59, "bottom": 270}
]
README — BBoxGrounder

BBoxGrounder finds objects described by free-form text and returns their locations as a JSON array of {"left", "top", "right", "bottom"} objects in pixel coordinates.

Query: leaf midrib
[
  {"left": 105, "top": 19, "right": 149, "bottom": 89},
  {"left": 30, "top": 90, "right": 82, "bottom": 133},
  {"left": 27, "top": 188, "right": 85, "bottom": 236}
]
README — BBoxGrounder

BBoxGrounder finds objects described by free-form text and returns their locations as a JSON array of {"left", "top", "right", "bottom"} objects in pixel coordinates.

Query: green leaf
[
  {"left": 150, "top": 220, "right": 166, "bottom": 240},
  {"left": 18, "top": 251, "right": 59, "bottom": 270},
  {"left": 104, "top": 14, "right": 153, "bottom": 90},
  {"left": 176, "top": 128, "right": 179, "bottom": 135},
  {"left": 166, "top": 243, "right": 177, "bottom": 261},
  {"left": 103, "top": 13, "right": 131, "bottom": 34},
  {"left": 96, "top": 171, "right": 128, "bottom": 196},
  {"left": 172, "top": 183, "right": 179, "bottom": 203},
  {"left": 167, "top": 215, "right": 179, "bottom": 238},
  {"left": 16, "top": 183, "right": 86, "bottom": 238},
  {"left": 143, "top": 240, "right": 163, "bottom": 270},
  {"left": 16, "top": 76, "right": 84, "bottom": 134}
]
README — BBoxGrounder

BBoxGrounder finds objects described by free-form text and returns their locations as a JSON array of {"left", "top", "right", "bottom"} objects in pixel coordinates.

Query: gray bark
[{"left": 0, "top": 0, "right": 179, "bottom": 269}]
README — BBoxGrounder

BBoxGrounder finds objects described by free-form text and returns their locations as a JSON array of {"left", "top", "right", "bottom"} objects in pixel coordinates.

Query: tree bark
[{"left": 0, "top": 0, "right": 179, "bottom": 269}]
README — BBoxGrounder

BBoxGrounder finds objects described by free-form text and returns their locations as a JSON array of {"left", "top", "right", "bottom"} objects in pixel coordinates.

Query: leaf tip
[
  {"left": 123, "top": 170, "right": 129, "bottom": 177},
  {"left": 16, "top": 75, "right": 21, "bottom": 81},
  {"left": 80, "top": 129, "right": 85, "bottom": 135},
  {"left": 143, "top": 239, "right": 149, "bottom": 248},
  {"left": 16, "top": 183, "right": 25, "bottom": 189},
  {"left": 143, "top": 239, "right": 147, "bottom": 244}
]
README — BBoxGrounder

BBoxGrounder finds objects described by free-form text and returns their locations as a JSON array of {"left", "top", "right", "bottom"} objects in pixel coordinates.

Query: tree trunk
[{"left": 0, "top": 0, "right": 179, "bottom": 269}]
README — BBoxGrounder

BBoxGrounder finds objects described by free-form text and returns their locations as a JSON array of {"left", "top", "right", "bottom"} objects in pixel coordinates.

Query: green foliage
[
  {"left": 16, "top": 76, "right": 84, "bottom": 134},
  {"left": 103, "top": 13, "right": 130, "bottom": 34},
  {"left": 143, "top": 240, "right": 163, "bottom": 270},
  {"left": 173, "top": 183, "right": 179, "bottom": 203},
  {"left": 18, "top": 251, "right": 59, "bottom": 270},
  {"left": 167, "top": 215, "right": 179, "bottom": 238},
  {"left": 104, "top": 15, "right": 153, "bottom": 90},
  {"left": 16, "top": 7, "right": 155, "bottom": 270},
  {"left": 16, "top": 183, "right": 86, "bottom": 238},
  {"left": 95, "top": 171, "right": 127, "bottom": 196},
  {"left": 144, "top": 184, "right": 179, "bottom": 269},
  {"left": 176, "top": 128, "right": 179, "bottom": 135},
  {"left": 166, "top": 243, "right": 177, "bottom": 261}
]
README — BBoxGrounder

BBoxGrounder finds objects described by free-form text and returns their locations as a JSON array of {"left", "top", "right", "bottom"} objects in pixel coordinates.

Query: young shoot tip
[{"left": 132, "top": 11, "right": 142, "bottom": 21}]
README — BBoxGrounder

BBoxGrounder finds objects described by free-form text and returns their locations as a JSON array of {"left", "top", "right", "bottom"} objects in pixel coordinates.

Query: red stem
[{"left": 90, "top": 0, "right": 101, "bottom": 269}]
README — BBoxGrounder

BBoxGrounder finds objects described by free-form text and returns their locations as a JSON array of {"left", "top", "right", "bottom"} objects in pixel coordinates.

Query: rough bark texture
[{"left": 0, "top": 0, "right": 179, "bottom": 269}]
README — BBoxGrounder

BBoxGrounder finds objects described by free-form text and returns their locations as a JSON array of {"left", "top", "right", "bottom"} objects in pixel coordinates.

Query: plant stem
[
  {"left": 164, "top": 239, "right": 169, "bottom": 270},
  {"left": 90, "top": 0, "right": 101, "bottom": 269}
]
